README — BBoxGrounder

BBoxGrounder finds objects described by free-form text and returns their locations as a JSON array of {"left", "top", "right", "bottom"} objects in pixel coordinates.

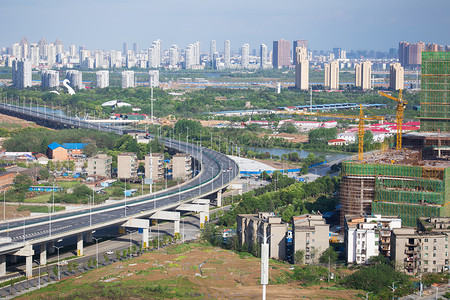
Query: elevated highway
[{"left": 0, "top": 102, "right": 239, "bottom": 277}]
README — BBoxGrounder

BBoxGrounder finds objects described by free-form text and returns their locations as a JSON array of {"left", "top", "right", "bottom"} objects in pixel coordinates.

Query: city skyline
[{"left": 1, "top": 0, "right": 449, "bottom": 51}]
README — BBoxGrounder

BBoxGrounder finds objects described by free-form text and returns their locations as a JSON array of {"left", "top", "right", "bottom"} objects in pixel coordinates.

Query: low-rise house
[
  {"left": 344, "top": 214, "right": 401, "bottom": 265},
  {"left": 237, "top": 212, "right": 288, "bottom": 259},
  {"left": 172, "top": 153, "right": 192, "bottom": 181},
  {"left": 62, "top": 143, "right": 88, "bottom": 157},
  {"left": 391, "top": 228, "right": 449, "bottom": 275},
  {"left": 47, "top": 142, "right": 68, "bottom": 161},
  {"left": 292, "top": 214, "right": 330, "bottom": 264},
  {"left": 35, "top": 153, "right": 49, "bottom": 165},
  {"left": 327, "top": 139, "right": 347, "bottom": 146},
  {"left": 117, "top": 153, "right": 138, "bottom": 179},
  {"left": 87, "top": 154, "right": 112, "bottom": 178},
  {"left": 145, "top": 153, "right": 164, "bottom": 182}
]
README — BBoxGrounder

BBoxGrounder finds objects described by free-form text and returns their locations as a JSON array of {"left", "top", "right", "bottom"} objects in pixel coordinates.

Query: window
[
  {"left": 433, "top": 261, "right": 436, "bottom": 265},
  {"left": 375, "top": 241, "right": 379, "bottom": 246},
  {"left": 433, "top": 246, "right": 437, "bottom": 251},
  {"left": 446, "top": 252, "right": 448, "bottom": 257},
  {"left": 446, "top": 244, "right": 448, "bottom": 249},
  {"left": 433, "top": 253, "right": 436, "bottom": 257},
  {"left": 424, "top": 260, "right": 428, "bottom": 265},
  {"left": 424, "top": 253, "right": 428, "bottom": 257},
  {"left": 434, "top": 239, "right": 437, "bottom": 243},
  {"left": 425, "top": 238, "right": 429, "bottom": 242},
  {"left": 425, "top": 246, "right": 428, "bottom": 250}
]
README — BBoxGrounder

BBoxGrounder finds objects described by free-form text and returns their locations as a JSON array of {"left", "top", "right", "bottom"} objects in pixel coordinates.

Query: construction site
[{"left": 340, "top": 52, "right": 450, "bottom": 227}]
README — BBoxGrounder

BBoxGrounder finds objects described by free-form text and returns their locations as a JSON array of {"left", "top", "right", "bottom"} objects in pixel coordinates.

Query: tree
[
  {"left": 13, "top": 174, "right": 32, "bottom": 194},
  {"left": 294, "top": 249, "right": 305, "bottom": 265},
  {"left": 319, "top": 247, "right": 338, "bottom": 264},
  {"left": 83, "top": 143, "right": 98, "bottom": 157},
  {"left": 38, "top": 169, "right": 50, "bottom": 180}
]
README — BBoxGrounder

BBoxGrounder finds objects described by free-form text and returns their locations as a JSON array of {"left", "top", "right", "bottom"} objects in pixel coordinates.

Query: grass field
[{"left": 16, "top": 242, "right": 362, "bottom": 300}]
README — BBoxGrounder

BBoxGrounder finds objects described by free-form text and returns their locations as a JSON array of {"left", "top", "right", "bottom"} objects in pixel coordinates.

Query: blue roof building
[
  {"left": 63, "top": 143, "right": 88, "bottom": 150},
  {"left": 47, "top": 142, "right": 64, "bottom": 150}
]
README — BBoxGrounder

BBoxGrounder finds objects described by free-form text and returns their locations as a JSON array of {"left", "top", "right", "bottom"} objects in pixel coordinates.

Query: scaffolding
[
  {"left": 420, "top": 52, "right": 450, "bottom": 132},
  {"left": 340, "top": 160, "right": 450, "bottom": 227}
]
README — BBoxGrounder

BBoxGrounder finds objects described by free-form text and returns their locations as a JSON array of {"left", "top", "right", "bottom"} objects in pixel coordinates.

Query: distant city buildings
[
  {"left": 12, "top": 59, "right": 32, "bottom": 89},
  {"left": 389, "top": 62, "right": 404, "bottom": 90},
  {"left": 324, "top": 60, "right": 339, "bottom": 90},
  {"left": 294, "top": 46, "right": 309, "bottom": 90},
  {"left": 273, "top": 39, "right": 290, "bottom": 69},
  {"left": 96, "top": 70, "right": 109, "bottom": 88},
  {"left": 149, "top": 70, "right": 159, "bottom": 87},
  {"left": 224, "top": 40, "right": 231, "bottom": 68},
  {"left": 293, "top": 40, "right": 308, "bottom": 65},
  {"left": 121, "top": 70, "right": 135, "bottom": 89},
  {"left": 355, "top": 61, "right": 372, "bottom": 90},
  {"left": 241, "top": 43, "right": 250, "bottom": 68},
  {"left": 260, "top": 44, "right": 268, "bottom": 69}
]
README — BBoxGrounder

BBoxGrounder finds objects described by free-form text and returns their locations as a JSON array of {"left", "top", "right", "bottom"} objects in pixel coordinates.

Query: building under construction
[{"left": 340, "top": 52, "right": 450, "bottom": 227}]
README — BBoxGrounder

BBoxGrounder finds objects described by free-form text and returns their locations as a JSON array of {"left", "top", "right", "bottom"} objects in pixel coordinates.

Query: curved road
[{"left": 0, "top": 136, "right": 239, "bottom": 256}]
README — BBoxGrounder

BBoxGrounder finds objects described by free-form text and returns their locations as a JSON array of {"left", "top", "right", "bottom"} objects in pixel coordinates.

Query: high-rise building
[
  {"left": 420, "top": 52, "right": 450, "bottom": 132},
  {"left": 109, "top": 50, "right": 121, "bottom": 68},
  {"left": 294, "top": 46, "right": 309, "bottom": 90},
  {"left": 94, "top": 50, "right": 104, "bottom": 69},
  {"left": 260, "top": 44, "right": 267, "bottom": 69},
  {"left": 19, "top": 37, "right": 29, "bottom": 60},
  {"left": 122, "top": 42, "right": 128, "bottom": 55},
  {"left": 293, "top": 40, "right": 308, "bottom": 65},
  {"left": 12, "top": 43, "right": 21, "bottom": 59},
  {"left": 332, "top": 47, "right": 346, "bottom": 60},
  {"left": 96, "top": 70, "right": 109, "bottom": 88},
  {"left": 210, "top": 40, "right": 216, "bottom": 59},
  {"left": 30, "top": 43, "right": 39, "bottom": 67},
  {"left": 355, "top": 61, "right": 372, "bottom": 90},
  {"left": 241, "top": 43, "right": 250, "bottom": 68},
  {"left": 398, "top": 41, "right": 426, "bottom": 68},
  {"left": 389, "top": 63, "right": 404, "bottom": 90},
  {"left": 169, "top": 45, "right": 179, "bottom": 67},
  {"left": 41, "top": 70, "right": 60, "bottom": 88},
  {"left": 121, "top": 70, "right": 135, "bottom": 88},
  {"left": 224, "top": 40, "right": 231, "bottom": 68},
  {"left": 69, "top": 44, "right": 76, "bottom": 57},
  {"left": 46, "top": 43, "right": 56, "bottom": 67},
  {"left": 133, "top": 42, "right": 139, "bottom": 54},
  {"left": 324, "top": 60, "right": 339, "bottom": 90},
  {"left": 54, "top": 38, "right": 63, "bottom": 55},
  {"left": 65, "top": 70, "right": 83, "bottom": 90},
  {"left": 149, "top": 70, "right": 159, "bottom": 87},
  {"left": 193, "top": 42, "right": 200, "bottom": 65},
  {"left": 273, "top": 39, "right": 290, "bottom": 69},
  {"left": 12, "top": 59, "right": 32, "bottom": 89},
  {"left": 37, "top": 37, "right": 47, "bottom": 58}
]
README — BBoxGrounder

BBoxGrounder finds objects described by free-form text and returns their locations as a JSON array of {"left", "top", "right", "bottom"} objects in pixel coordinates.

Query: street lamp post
[
  {"left": 54, "top": 245, "right": 63, "bottom": 281},
  {"left": 257, "top": 232, "right": 273, "bottom": 300},
  {"left": 34, "top": 259, "right": 41, "bottom": 289},
  {"left": 127, "top": 230, "right": 135, "bottom": 259},
  {"left": 434, "top": 286, "right": 439, "bottom": 300},
  {"left": 389, "top": 281, "right": 399, "bottom": 300},
  {"left": 92, "top": 237, "right": 101, "bottom": 268}
]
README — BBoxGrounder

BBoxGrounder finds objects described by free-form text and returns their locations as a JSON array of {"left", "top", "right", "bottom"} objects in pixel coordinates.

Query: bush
[{"left": 290, "top": 265, "right": 328, "bottom": 286}]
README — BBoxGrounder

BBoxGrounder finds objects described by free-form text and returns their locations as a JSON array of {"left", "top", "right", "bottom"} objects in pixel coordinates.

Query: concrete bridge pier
[
  {"left": 150, "top": 211, "right": 181, "bottom": 236},
  {"left": 122, "top": 218, "right": 150, "bottom": 248},
  {"left": 142, "top": 228, "right": 149, "bottom": 248},
  {"left": 176, "top": 203, "right": 209, "bottom": 229},
  {"left": 48, "top": 241, "right": 55, "bottom": 254},
  {"left": 217, "top": 190, "right": 222, "bottom": 207},
  {"left": 0, "top": 255, "right": 6, "bottom": 276},
  {"left": 86, "top": 231, "right": 93, "bottom": 243},
  {"left": 77, "top": 234, "right": 84, "bottom": 256},
  {"left": 40, "top": 244, "right": 47, "bottom": 265},
  {"left": 14, "top": 245, "right": 34, "bottom": 278}
]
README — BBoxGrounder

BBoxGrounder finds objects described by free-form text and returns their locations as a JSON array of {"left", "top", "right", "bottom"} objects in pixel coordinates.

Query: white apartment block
[
  {"left": 149, "top": 70, "right": 159, "bottom": 87},
  {"left": 345, "top": 214, "right": 402, "bottom": 265},
  {"left": 172, "top": 153, "right": 192, "bottom": 181},
  {"left": 121, "top": 70, "right": 135, "bottom": 89},
  {"left": 96, "top": 70, "right": 109, "bottom": 88},
  {"left": 41, "top": 70, "right": 60, "bottom": 88},
  {"left": 117, "top": 152, "right": 138, "bottom": 179},
  {"left": 12, "top": 59, "right": 32, "bottom": 89},
  {"left": 144, "top": 153, "right": 164, "bottom": 182},
  {"left": 295, "top": 46, "right": 309, "bottom": 90},
  {"left": 65, "top": 70, "right": 83, "bottom": 89},
  {"left": 324, "top": 60, "right": 339, "bottom": 90}
]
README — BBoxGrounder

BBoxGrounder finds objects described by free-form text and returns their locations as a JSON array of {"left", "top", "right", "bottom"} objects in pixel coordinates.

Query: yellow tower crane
[
  {"left": 378, "top": 89, "right": 408, "bottom": 150},
  {"left": 286, "top": 105, "right": 384, "bottom": 160}
]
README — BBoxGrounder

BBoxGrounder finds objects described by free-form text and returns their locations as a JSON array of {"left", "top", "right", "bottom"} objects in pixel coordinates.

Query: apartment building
[
  {"left": 117, "top": 152, "right": 138, "bottom": 179},
  {"left": 144, "top": 153, "right": 164, "bottom": 182},
  {"left": 345, "top": 214, "right": 402, "bottom": 264},
  {"left": 87, "top": 154, "right": 112, "bottom": 178},
  {"left": 237, "top": 212, "right": 288, "bottom": 259},
  {"left": 292, "top": 214, "right": 329, "bottom": 264},
  {"left": 172, "top": 153, "right": 192, "bottom": 181},
  {"left": 391, "top": 228, "right": 449, "bottom": 275}
]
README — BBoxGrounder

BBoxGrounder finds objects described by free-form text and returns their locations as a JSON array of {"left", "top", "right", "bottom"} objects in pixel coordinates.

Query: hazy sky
[{"left": 1, "top": 0, "right": 449, "bottom": 52}]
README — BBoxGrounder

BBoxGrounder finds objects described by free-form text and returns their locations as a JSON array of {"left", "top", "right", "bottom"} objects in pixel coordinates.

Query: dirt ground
[
  {"left": 253, "top": 158, "right": 302, "bottom": 170},
  {"left": 3, "top": 205, "right": 31, "bottom": 219},
  {"left": 19, "top": 243, "right": 362, "bottom": 299},
  {"left": 0, "top": 113, "right": 40, "bottom": 129},
  {"left": 258, "top": 132, "right": 309, "bottom": 144}
]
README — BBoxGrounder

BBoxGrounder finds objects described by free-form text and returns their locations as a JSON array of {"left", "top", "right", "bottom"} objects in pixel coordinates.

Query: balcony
[
  {"left": 405, "top": 242, "right": 419, "bottom": 247},
  {"left": 405, "top": 249, "right": 418, "bottom": 255}
]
